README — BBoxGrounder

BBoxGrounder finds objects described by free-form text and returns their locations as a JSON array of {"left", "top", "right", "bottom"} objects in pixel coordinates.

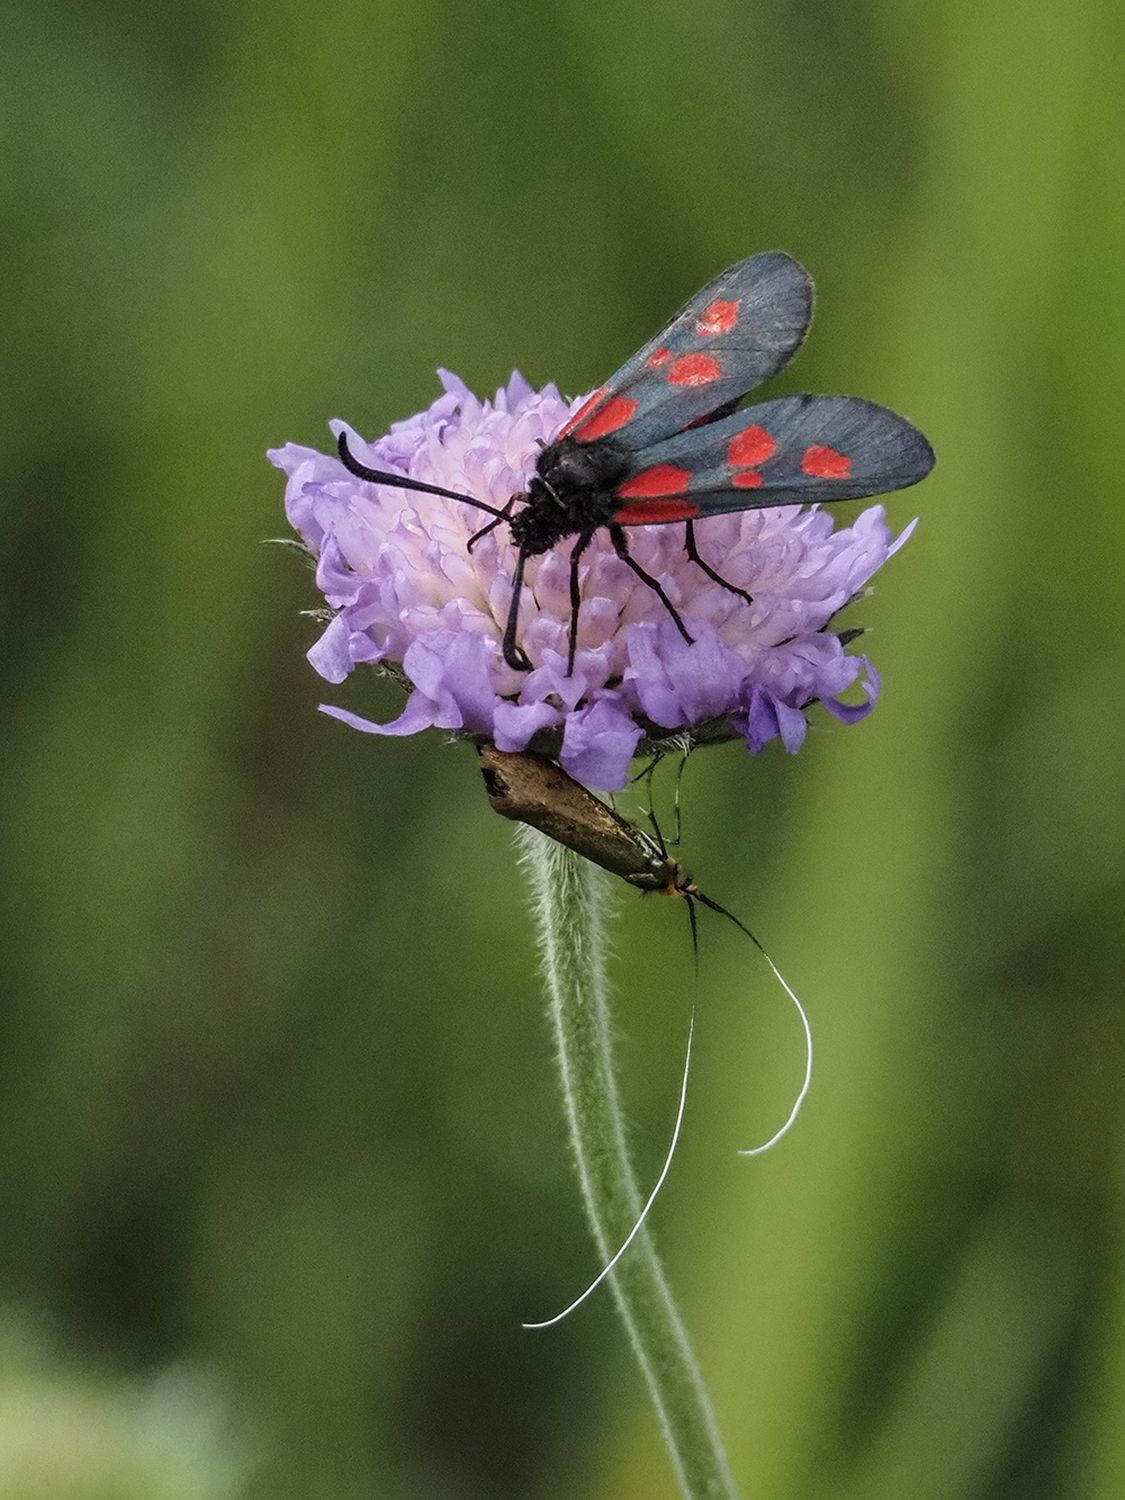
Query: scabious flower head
[{"left": 269, "top": 371, "right": 914, "bottom": 791}]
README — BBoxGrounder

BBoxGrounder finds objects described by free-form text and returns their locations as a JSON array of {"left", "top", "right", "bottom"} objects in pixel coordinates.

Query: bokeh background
[{"left": 3, "top": 2, "right": 1123, "bottom": 1496}]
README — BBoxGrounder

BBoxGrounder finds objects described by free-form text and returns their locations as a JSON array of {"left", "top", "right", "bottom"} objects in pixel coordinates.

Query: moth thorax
[
  {"left": 660, "top": 860, "right": 698, "bottom": 899},
  {"left": 537, "top": 435, "right": 628, "bottom": 497}
]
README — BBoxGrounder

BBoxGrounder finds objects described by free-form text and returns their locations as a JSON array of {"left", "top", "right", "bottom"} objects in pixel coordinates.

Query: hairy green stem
[{"left": 517, "top": 826, "right": 739, "bottom": 1500}]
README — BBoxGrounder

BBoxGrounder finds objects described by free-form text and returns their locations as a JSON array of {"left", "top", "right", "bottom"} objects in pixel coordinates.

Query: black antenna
[
  {"left": 336, "top": 431, "right": 507, "bottom": 519},
  {"left": 694, "top": 890, "right": 769, "bottom": 960},
  {"left": 684, "top": 891, "right": 701, "bottom": 980}
]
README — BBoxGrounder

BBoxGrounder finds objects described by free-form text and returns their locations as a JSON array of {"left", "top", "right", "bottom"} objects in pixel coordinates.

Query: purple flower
[{"left": 269, "top": 371, "right": 913, "bottom": 791}]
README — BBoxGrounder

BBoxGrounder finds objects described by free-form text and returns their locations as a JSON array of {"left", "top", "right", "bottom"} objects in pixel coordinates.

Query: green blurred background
[{"left": 2, "top": 2, "right": 1122, "bottom": 1496}]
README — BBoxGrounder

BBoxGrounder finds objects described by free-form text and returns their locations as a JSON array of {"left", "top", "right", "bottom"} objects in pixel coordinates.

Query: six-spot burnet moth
[{"left": 338, "top": 251, "right": 935, "bottom": 674}]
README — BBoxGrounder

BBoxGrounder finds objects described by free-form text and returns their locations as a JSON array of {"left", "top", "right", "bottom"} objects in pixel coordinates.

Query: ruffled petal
[
  {"left": 736, "top": 684, "right": 809, "bottom": 756},
  {"left": 307, "top": 615, "right": 356, "bottom": 684},
  {"left": 492, "top": 699, "right": 562, "bottom": 751},
  {"left": 319, "top": 694, "right": 438, "bottom": 736},
  {"left": 559, "top": 696, "right": 644, "bottom": 791},
  {"left": 624, "top": 621, "right": 748, "bottom": 728},
  {"left": 822, "top": 656, "right": 881, "bottom": 725}
]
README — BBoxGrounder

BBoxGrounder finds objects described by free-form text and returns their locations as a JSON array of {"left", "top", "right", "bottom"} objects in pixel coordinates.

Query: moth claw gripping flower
[{"left": 270, "top": 254, "right": 930, "bottom": 792}]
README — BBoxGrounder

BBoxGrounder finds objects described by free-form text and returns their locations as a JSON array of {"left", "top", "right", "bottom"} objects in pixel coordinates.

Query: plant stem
[{"left": 516, "top": 826, "right": 739, "bottom": 1500}]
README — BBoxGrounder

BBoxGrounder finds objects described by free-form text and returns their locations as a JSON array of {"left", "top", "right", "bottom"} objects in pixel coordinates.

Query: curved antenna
[
  {"left": 693, "top": 894, "right": 813, "bottom": 1156},
  {"left": 522, "top": 990, "right": 697, "bottom": 1331},
  {"left": 336, "top": 431, "right": 507, "bottom": 519},
  {"left": 737, "top": 948, "right": 812, "bottom": 1156},
  {"left": 521, "top": 890, "right": 811, "bottom": 1329}
]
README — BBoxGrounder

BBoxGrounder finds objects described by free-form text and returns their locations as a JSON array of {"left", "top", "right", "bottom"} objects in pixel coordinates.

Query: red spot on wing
[
  {"left": 575, "top": 394, "right": 639, "bottom": 441},
  {"left": 731, "top": 469, "right": 764, "bottom": 489},
  {"left": 616, "top": 464, "right": 693, "bottom": 499},
  {"left": 696, "top": 298, "right": 740, "bottom": 336},
  {"left": 801, "top": 444, "right": 851, "bottom": 478},
  {"left": 557, "top": 387, "right": 606, "bottom": 438},
  {"left": 727, "top": 424, "right": 776, "bottom": 466},
  {"left": 646, "top": 346, "right": 672, "bottom": 369},
  {"left": 615, "top": 496, "right": 701, "bottom": 524},
  {"left": 667, "top": 352, "right": 722, "bottom": 387}
]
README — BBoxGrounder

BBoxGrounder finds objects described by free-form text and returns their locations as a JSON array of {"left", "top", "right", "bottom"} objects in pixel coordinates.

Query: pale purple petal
[
  {"left": 400, "top": 632, "right": 497, "bottom": 734},
  {"left": 559, "top": 696, "right": 645, "bottom": 791},
  {"left": 888, "top": 516, "right": 919, "bottom": 557},
  {"left": 307, "top": 614, "right": 357, "bottom": 684},
  {"left": 320, "top": 694, "right": 438, "bottom": 736},
  {"left": 736, "top": 684, "right": 810, "bottom": 756},
  {"left": 624, "top": 621, "right": 748, "bottom": 729},
  {"left": 822, "top": 656, "right": 881, "bottom": 724},
  {"left": 776, "top": 698, "right": 811, "bottom": 752},
  {"left": 493, "top": 699, "right": 562, "bottom": 751}
]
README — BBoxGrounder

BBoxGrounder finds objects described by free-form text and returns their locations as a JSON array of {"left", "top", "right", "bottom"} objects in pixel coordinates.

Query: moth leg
[
  {"left": 501, "top": 546, "right": 533, "bottom": 672},
  {"left": 669, "top": 739, "right": 692, "bottom": 849},
  {"left": 566, "top": 530, "right": 596, "bottom": 676},
  {"left": 635, "top": 755, "right": 670, "bottom": 846},
  {"left": 684, "top": 520, "right": 754, "bottom": 607},
  {"left": 467, "top": 497, "right": 514, "bottom": 553},
  {"left": 629, "top": 752, "right": 663, "bottom": 789},
  {"left": 631, "top": 742, "right": 689, "bottom": 849},
  {"left": 609, "top": 524, "right": 693, "bottom": 646},
  {"left": 645, "top": 794, "right": 669, "bottom": 859}
]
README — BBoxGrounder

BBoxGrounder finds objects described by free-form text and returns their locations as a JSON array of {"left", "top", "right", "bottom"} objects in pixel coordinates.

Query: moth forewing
[{"left": 478, "top": 746, "right": 685, "bottom": 894}]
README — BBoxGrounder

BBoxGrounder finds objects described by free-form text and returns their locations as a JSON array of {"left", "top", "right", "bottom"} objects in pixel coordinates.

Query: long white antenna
[
  {"left": 692, "top": 893, "right": 814, "bottom": 1156},
  {"left": 522, "top": 1002, "right": 696, "bottom": 1331},
  {"left": 523, "top": 897, "right": 813, "bottom": 1329},
  {"left": 738, "top": 946, "right": 813, "bottom": 1156}
]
